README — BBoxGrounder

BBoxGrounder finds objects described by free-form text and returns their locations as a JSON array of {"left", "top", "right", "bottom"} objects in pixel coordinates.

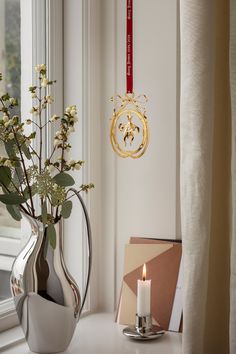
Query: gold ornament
[{"left": 110, "top": 93, "right": 149, "bottom": 159}]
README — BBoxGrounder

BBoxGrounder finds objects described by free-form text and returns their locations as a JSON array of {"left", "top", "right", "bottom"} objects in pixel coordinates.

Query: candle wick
[{"left": 142, "top": 275, "right": 146, "bottom": 281}]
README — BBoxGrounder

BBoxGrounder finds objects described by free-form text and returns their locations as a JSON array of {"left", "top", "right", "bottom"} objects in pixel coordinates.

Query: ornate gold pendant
[{"left": 110, "top": 93, "right": 149, "bottom": 159}]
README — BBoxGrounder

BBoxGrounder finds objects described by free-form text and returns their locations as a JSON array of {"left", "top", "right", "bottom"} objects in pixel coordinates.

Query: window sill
[
  {"left": 0, "top": 326, "right": 24, "bottom": 351},
  {"left": 0, "top": 313, "right": 182, "bottom": 354}
]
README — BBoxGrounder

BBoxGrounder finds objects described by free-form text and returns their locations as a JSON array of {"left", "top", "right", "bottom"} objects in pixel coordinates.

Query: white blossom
[
  {"left": 3, "top": 114, "right": 9, "bottom": 122},
  {"left": 8, "top": 132, "right": 14, "bottom": 140},
  {"left": 4, "top": 159, "right": 12, "bottom": 167},
  {"left": 68, "top": 159, "right": 76, "bottom": 166},
  {"left": 55, "top": 131, "right": 64, "bottom": 140},
  {"left": 9, "top": 97, "right": 17, "bottom": 105},
  {"left": 70, "top": 109, "right": 76, "bottom": 117},
  {"left": 74, "top": 163, "right": 82, "bottom": 170},
  {"left": 4, "top": 119, "right": 13, "bottom": 127},
  {"left": 65, "top": 105, "right": 77, "bottom": 116},
  {"left": 35, "top": 64, "right": 46, "bottom": 72},
  {"left": 50, "top": 114, "right": 59, "bottom": 122},
  {"left": 53, "top": 139, "right": 60, "bottom": 147},
  {"left": 41, "top": 78, "right": 49, "bottom": 87},
  {"left": 30, "top": 106, "right": 39, "bottom": 115},
  {"left": 68, "top": 126, "right": 75, "bottom": 133},
  {"left": 46, "top": 95, "right": 53, "bottom": 104}
]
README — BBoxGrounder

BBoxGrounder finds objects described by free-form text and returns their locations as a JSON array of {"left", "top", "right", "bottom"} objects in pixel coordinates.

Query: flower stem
[{"left": 38, "top": 78, "right": 43, "bottom": 175}]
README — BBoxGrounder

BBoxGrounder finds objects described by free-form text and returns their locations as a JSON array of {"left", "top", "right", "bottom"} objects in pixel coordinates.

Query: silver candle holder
[{"left": 123, "top": 314, "right": 165, "bottom": 341}]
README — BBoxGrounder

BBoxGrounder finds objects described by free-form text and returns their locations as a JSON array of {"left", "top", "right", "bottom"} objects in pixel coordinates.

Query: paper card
[{"left": 116, "top": 237, "right": 182, "bottom": 332}]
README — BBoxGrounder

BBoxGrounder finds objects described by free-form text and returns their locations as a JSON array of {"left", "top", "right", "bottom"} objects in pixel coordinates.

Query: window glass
[
  {"left": 0, "top": 0, "right": 21, "bottom": 115},
  {"left": 0, "top": 0, "right": 21, "bottom": 302}
]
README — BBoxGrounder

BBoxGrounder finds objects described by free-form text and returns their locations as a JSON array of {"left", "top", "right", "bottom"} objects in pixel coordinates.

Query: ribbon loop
[
  {"left": 109, "top": 0, "right": 149, "bottom": 159},
  {"left": 126, "top": 0, "right": 133, "bottom": 93}
]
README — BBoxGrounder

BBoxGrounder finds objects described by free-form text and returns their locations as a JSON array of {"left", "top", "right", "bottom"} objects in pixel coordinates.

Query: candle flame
[{"left": 142, "top": 263, "right": 146, "bottom": 281}]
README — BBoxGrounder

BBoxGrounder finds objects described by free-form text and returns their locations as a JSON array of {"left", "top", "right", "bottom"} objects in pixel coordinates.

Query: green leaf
[
  {"left": 53, "top": 172, "right": 75, "bottom": 187},
  {"left": 1, "top": 93, "right": 10, "bottom": 101},
  {"left": 23, "top": 186, "right": 36, "bottom": 200},
  {"left": 61, "top": 200, "right": 72, "bottom": 219},
  {"left": 0, "top": 193, "right": 26, "bottom": 205},
  {"left": 14, "top": 166, "right": 24, "bottom": 185},
  {"left": 21, "top": 144, "right": 31, "bottom": 160},
  {"left": 4, "top": 140, "right": 16, "bottom": 159},
  {"left": 47, "top": 224, "right": 56, "bottom": 249},
  {"left": 6, "top": 205, "right": 22, "bottom": 221},
  {"left": 42, "top": 201, "right": 47, "bottom": 225},
  {"left": 0, "top": 167, "right": 12, "bottom": 188}
]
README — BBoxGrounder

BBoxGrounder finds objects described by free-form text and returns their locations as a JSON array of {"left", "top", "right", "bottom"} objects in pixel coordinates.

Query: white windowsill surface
[
  {"left": 0, "top": 313, "right": 182, "bottom": 354},
  {"left": 0, "top": 326, "right": 24, "bottom": 351}
]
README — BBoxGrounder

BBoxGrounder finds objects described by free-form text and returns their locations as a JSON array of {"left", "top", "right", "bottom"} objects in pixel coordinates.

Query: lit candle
[{"left": 137, "top": 263, "right": 151, "bottom": 317}]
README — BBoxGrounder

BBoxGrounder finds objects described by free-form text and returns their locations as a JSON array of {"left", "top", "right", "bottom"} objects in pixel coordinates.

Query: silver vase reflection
[{"left": 10, "top": 192, "right": 92, "bottom": 354}]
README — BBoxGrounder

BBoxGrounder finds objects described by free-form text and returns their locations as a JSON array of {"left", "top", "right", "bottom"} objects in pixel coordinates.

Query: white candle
[{"left": 137, "top": 263, "right": 151, "bottom": 316}]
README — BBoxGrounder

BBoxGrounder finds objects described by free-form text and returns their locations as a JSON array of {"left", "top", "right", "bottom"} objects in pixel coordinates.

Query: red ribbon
[{"left": 126, "top": 0, "right": 133, "bottom": 94}]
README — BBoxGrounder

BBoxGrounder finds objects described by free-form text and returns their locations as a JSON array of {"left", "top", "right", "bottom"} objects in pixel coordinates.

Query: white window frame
[
  {"left": 0, "top": 0, "right": 64, "bottom": 334},
  {"left": 0, "top": 0, "right": 97, "bottom": 338}
]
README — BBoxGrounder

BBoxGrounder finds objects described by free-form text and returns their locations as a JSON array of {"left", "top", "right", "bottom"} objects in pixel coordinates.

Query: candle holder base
[{"left": 123, "top": 314, "right": 165, "bottom": 341}]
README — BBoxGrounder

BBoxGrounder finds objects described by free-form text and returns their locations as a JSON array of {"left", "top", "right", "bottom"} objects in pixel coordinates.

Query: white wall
[
  {"left": 63, "top": 0, "right": 84, "bottom": 297},
  {"left": 63, "top": 0, "right": 102, "bottom": 313},
  {"left": 64, "top": 0, "right": 179, "bottom": 312},
  {"left": 99, "top": 0, "right": 180, "bottom": 311}
]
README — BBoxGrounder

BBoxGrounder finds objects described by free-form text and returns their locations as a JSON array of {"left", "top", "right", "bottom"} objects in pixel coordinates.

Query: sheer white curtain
[{"left": 180, "top": 0, "right": 235, "bottom": 353}]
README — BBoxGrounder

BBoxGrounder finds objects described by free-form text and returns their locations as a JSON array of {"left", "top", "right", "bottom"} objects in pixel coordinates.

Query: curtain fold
[{"left": 180, "top": 0, "right": 232, "bottom": 353}]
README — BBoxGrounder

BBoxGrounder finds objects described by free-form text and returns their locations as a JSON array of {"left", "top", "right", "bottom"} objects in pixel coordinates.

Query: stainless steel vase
[{"left": 10, "top": 191, "right": 92, "bottom": 354}]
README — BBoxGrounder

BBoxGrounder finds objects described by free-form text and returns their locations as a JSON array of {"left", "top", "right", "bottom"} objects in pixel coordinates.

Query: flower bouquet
[{"left": 0, "top": 64, "right": 94, "bottom": 248}]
